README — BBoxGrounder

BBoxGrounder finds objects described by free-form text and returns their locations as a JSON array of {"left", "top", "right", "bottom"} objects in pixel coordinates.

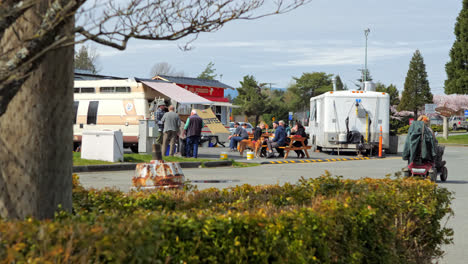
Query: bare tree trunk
[{"left": 0, "top": 3, "right": 74, "bottom": 219}]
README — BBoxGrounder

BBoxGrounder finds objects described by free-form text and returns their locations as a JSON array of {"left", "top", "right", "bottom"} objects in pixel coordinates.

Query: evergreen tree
[
  {"left": 375, "top": 82, "right": 400, "bottom": 106},
  {"left": 197, "top": 62, "right": 217, "bottom": 80},
  {"left": 74, "top": 45, "right": 100, "bottom": 74},
  {"left": 398, "top": 50, "right": 433, "bottom": 117},
  {"left": 288, "top": 72, "right": 333, "bottom": 111},
  {"left": 335, "top": 75, "right": 346, "bottom": 90},
  {"left": 233, "top": 75, "right": 270, "bottom": 125},
  {"left": 445, "top": 0, "right": 468, "bottom": 94}
]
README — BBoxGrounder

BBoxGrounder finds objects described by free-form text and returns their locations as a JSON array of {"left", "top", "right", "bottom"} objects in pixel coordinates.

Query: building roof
[
  {"left": 155, "top": 75, "right": 234, "bottom": 89},
  {"left": 74, "top": 70, "right": 127, "bottom": 81},
  {"left": 141, "top": 80, "right": 213, "bottom": 105}
]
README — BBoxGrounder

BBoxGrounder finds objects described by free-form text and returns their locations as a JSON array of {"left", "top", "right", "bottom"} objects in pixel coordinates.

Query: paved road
[{"left": 78, "top": 146, "right": 468, "bottom": 264}]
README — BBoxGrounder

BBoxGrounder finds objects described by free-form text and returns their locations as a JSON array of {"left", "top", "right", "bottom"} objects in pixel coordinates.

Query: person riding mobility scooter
[{"left": 402, "top": 117, "right": 447, "bottom": 182}]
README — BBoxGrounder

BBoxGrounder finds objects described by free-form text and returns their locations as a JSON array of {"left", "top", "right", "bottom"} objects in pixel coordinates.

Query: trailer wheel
[{"left": 440, "top": 167, "right": 448, "bottom": 182}]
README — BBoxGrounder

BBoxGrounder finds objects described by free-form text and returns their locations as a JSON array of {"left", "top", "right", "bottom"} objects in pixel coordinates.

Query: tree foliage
[
  {"left": 261, "top": 89, "right": 289, "bottom": 127},
  {"left": 398, "top": 50, "right": 433, "bottom": 117},
  {"left": 375, "top": 82, "right": 400, "bottom": 106},
  {"left": 197, "top": 62, "right": 217, "bottom": 80},
  {"left": 149, "top": 62, "right": 185, "bottom": 77},
  {"left": 445, "top": 0, "right": 468, "bottom": 94},
  {"left": 335, "top": 75, "right": 346, "bottom": 90},
  {"left": 233, "top": 75, "right": 270, "bottom": 125},
  {"left": 74, "top": 45, "right": 100, "bottom": 74},
  {"left": 288, "top": 72, "right": 333, "bottom": 111}
]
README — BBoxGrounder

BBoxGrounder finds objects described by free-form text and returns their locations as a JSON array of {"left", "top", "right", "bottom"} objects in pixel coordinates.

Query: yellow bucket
[
  {"left": 246, "top": 151, "right": 254, "bottom": 160},
  {"left": 220, "top": 152, "right": 228, "bottom": 160}
]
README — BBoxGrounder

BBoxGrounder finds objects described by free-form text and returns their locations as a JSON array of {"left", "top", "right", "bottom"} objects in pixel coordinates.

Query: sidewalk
[{"left": 73, "top": 146, "right": 400, "bottom": 173}]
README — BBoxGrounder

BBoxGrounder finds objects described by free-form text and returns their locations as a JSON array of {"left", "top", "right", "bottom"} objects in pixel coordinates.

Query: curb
[
  {"left": 73, "top": 160, "right": 233, "bottom": 173},
  {"left": 261, "top": 157, "right": 371, "bottom": 165}
]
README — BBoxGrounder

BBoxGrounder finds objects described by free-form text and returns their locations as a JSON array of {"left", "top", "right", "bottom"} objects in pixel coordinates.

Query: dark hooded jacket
[{"left": 402, "top": 121, "right": 437, "bottom": 163}]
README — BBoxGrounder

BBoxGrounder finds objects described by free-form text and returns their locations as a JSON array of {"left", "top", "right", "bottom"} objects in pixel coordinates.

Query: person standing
[
  {"left": 161, "top": 105, "right": 180, "bottom": 156},
  {"left": 184, "top": 109, "right": 204, "bottom": 158},
  {"left": 178, "top": 118, "right": 187, "bottom": 157},
  {"left": 154, "top": 101, "right": 166, "bottom": 146}
]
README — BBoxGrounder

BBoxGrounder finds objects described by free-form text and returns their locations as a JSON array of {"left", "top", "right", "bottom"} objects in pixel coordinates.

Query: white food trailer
[{"left": 308, "top": 83, "right": 390, "bottom": 154}]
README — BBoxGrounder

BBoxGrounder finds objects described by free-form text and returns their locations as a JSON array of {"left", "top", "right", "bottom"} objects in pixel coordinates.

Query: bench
[{"left": 260, "top": 136, "right": 311, "bottom": 159}]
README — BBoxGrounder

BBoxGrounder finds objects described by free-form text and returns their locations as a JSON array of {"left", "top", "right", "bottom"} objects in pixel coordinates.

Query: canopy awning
[
  {"left": 202, "top": 101, "right": 240, "bottom": 108},
  {"left": 142, "top": 81, "right": 213, "bottom": 104}
]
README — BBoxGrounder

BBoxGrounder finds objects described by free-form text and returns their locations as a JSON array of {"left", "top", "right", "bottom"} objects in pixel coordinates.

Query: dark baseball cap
[{"left": 273, "top": 121, "right": 279, "bottom": 125}]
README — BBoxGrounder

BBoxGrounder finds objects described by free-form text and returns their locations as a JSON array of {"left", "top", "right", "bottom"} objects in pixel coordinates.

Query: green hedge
[{"left": 0, "top": 174, "right": 453, "bottom": 263}]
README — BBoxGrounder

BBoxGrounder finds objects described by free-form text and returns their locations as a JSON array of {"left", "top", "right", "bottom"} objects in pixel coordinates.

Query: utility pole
[{"left": 364, "top": 28, "right": 370, "bottom": 83}]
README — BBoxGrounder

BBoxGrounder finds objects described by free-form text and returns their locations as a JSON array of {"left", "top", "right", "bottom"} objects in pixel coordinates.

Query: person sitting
[
  {"left": 417, "top": 115, "right": 446, "bottom": 169},
  {"left": 266, "top": 121, "right": 287, "bottom": 158},
  {"left": 238, "top": 122, "right": 265, "bottom": 156},
  {"left": 228, "top": 122, "right": 249, "bottom": 151},
  {"left": 290, "top": 121, "right": 308, "bottom": 158}
]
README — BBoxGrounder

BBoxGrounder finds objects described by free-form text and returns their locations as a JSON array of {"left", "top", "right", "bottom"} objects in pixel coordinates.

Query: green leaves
[
  {"left": 0, "top": 175, "right": 453, "bottom": 263},
  {"left": 445, "top": 0, "right": 468, "bottom": 94}
]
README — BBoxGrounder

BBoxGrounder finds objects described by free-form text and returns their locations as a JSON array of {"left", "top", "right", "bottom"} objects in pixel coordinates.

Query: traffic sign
[
  {"left": 288, "top": 112, "right": 293, "bottom": 121},
  {"left": 465, "top": 109, "right": 468, "bottom": 116}
]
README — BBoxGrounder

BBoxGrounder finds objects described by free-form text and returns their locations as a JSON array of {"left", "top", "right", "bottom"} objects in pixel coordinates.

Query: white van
[
  {"left": 309, "top": 90, "right": 390, "bottom": 153},
  {"left": 73, "top": 79, "right": 153, "bottom": 152},
  {"left": 73, "top": 78, "right": 227, "bottom": 152}
]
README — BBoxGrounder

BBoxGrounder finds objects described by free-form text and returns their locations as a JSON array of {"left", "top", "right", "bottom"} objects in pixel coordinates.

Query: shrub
[
  {"left": 0, "top": 174, "right": 453, "bottom": 263},
  {"left": 397, "top": 124, "right": 410, "bottom": 134},
  {"left": 431, "top": 124, "right": 443, "bottom": 133}
]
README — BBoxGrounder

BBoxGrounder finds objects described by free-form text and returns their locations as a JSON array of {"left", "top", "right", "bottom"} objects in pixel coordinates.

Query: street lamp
[{"left": 364, "top": 28, "right": 370, "bottom": 83}]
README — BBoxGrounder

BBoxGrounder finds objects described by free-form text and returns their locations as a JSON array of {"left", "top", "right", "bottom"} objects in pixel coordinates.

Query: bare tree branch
[
  {"left": 0, "top": 0, "right": 310, "bottom": 116},
  {"left": 74, "top": 0, "right": 311, "bottom": 49},
  {"left": 0, "top": 0, "right": 86, "bottom": 116}
]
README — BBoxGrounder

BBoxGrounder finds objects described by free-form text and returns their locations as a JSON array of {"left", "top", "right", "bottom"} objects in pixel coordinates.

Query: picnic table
[{"left": 259, "top": 134, "right": 311, "bottom": 159}]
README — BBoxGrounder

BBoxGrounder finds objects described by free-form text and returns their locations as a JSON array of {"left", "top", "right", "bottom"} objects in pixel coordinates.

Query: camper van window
[
  {"left": 73, "top": 101, "right": 79, "bottom": 124},
  {"left": 74, "top": 88, "right": 80, "bottom": 93},
  {"left": 100, "top": 87, "right": 114, "bottom": 93},
  {"left": 99, "top": 86, "right": 131, "bottom": 93},
  {"left": 87, "top": 101, "right": 99, "bottom": 125},
  {"left": 116, "top": 86, "right": 131, "bottom": 93},
  {"left": 310, "top": 101, "right": 317, "bottom": 122},
  {"left": 316, "top": 100, "right": 321, "bottom": 123},
  {"left": 80, "top": 88, "right": 95, "bottom": 93}
]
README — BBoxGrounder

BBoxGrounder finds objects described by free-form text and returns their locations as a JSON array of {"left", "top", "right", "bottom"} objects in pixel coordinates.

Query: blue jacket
[{"left": 273, "top": 126, "right": 286, "bottom": 146}]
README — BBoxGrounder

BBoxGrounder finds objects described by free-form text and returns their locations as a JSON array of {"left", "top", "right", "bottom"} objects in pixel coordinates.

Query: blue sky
[{"left": 94, "top": 0, "right": 462, "bottom": 95}]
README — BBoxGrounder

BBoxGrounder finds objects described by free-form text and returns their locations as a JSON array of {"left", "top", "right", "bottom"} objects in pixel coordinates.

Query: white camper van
[
  {"left": 73, "top": 78, "right": 214, "bottom": 152},
  {"left": 308, "top": 89, "right": 390, "bottom": 153},
  {"left": 73, "top": 79, "right": 153, "bottom": 152}
]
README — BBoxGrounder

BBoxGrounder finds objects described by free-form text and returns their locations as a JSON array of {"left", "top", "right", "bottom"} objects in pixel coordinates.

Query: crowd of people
[
  {"left": 228, "top": 119, "right": 309, "bottom": 159},
  {"left": 154, "top": 101, "right": 203, "bottom": 158},
  {"left": 154, "top": 101, "right": 309, "bottom": 159}
]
